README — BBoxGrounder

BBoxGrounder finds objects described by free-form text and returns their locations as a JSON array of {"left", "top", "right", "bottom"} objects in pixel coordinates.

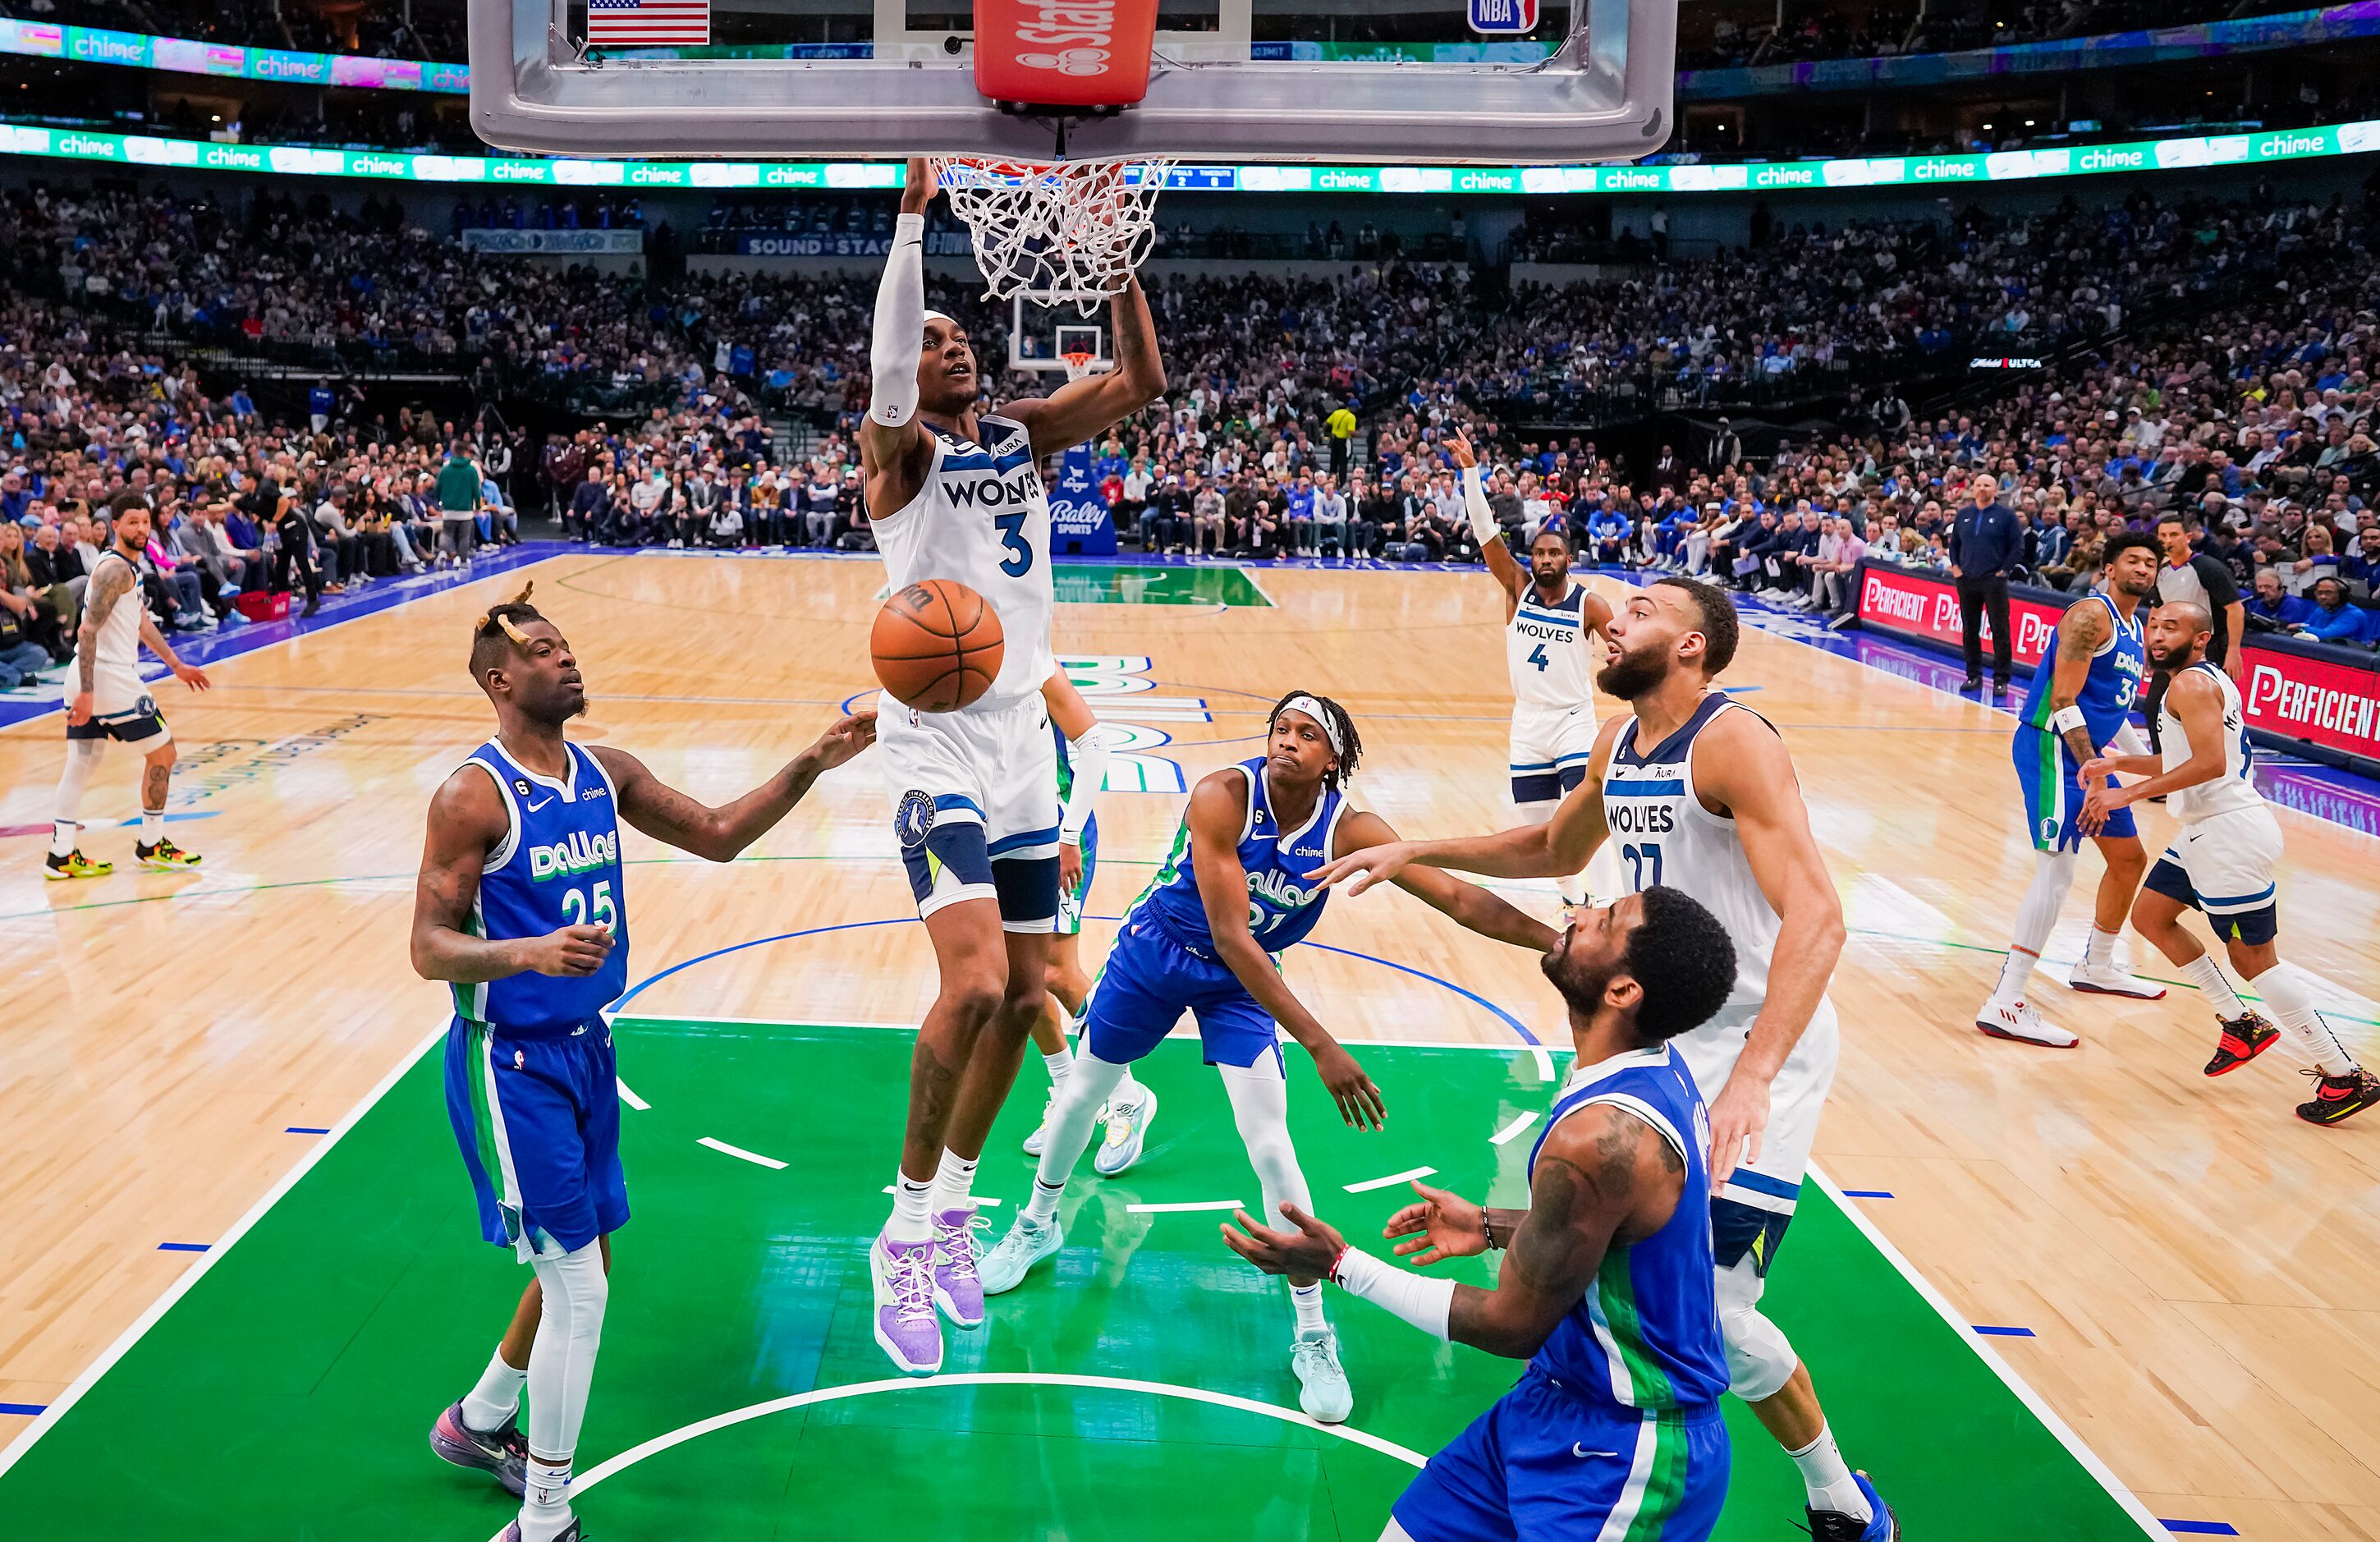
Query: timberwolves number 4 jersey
[
  {"left": 1133, "top": 758, "right": 1348, "bottom": 957},
  {"left": 2161, "top": 661, "right": 2261, "bottom": 824},
  {"left": 457, "top": 739, "right": 629, "bottom": 1034},
  {"left": 1603, "top": 695, "right": 1780, "bottom": 1015},
  {"left": 2019, "top": 591, "right": 2144, "bottom": 749},
  {"left": 1507, "top": 583, "right": 1596, "bottom": 713},
  {"left": 872, "top": 411, "right": 1055, "bottom": 712},
  {"left": 1526, "top": 1044, "right": 1728, "bottom": 1414}
]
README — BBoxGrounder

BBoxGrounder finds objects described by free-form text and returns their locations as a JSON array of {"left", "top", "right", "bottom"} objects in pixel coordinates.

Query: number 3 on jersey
[
  {"left": 1620, "top": 842, "right": 1662, "bottom": 890},
  {"left": 994, "top": 512, "right": 1034, "bottom": 576}
]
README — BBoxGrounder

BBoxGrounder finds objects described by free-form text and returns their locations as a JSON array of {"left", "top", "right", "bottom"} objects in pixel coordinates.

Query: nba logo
[{"left": 1469, "top": 0, "right": 1539, "bottom": 34}]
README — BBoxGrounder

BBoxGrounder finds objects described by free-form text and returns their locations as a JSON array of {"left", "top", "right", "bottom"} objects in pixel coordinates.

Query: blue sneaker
[
  {"left": 1093, "top": 1085, "right": 1157, "bottom": 1177},
  {"left": 1807, "top": 1471, "right": 1896, "bottom": 1540}
]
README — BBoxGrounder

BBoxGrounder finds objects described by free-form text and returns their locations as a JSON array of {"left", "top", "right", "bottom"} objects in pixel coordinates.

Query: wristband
[
  {"left": 2050, "top": 704, "right": 2089, "bottom": 739},
  {"left": 1479, "top": 1210, "right": 1498, "bottom": 1251}
]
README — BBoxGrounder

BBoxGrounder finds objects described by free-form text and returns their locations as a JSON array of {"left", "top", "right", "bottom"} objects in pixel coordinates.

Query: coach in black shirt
[{"left": 1949, "top": 474, "right": 2020, "bottom": 693}]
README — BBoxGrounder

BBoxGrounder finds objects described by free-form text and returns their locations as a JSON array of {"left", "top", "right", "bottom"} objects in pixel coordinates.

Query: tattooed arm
[
  {"left": 410, "top": 765, "right": 612, "bottom": 984},
  {"left": 1222, "top": 1104, "right": 1687, "bottom": 1360},
  {"left": 2048, "top": 599, "right": 2109, "bottom": 767},
  {"left": 588, "top": 710, "right": 875, "bottom": 864},
  {"left": 68, "top": 557, "right": 135, "bottom": 721}
]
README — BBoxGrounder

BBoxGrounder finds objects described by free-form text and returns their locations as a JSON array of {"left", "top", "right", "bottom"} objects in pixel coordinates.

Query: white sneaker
[
  {"left": 1094, "top": 1086, "right": 1158, "bottom": 1177},
  {"left": 1021, "top": 1091, "right": 1055, "bottom": 1157},
  {"left": 1291, "top": 1328, "right": 1353, "bottom": 1424},
  {"left": 2067, "top": 960, "right": 2167, "bottom": 1000},
  {"left": 1975, "top": 998, "right": 2079, "bottom": 1049},
  {"left": 978, "top": 1210, "right": 1063, "bottom": 1295}
]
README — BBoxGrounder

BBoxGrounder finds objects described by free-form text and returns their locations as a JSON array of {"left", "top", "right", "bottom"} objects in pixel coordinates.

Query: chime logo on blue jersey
[{"left": 528, "top": 829, "right": 619, "bottom": 881}]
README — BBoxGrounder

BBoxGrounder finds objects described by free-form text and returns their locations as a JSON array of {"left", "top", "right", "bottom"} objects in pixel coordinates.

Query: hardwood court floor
[{"left": 1, "top": 551, "right": 2377, "bottom": 1538}]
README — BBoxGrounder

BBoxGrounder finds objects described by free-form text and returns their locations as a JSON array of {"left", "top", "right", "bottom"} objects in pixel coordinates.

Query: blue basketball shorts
[
  {"left": 1057, "top": 814, "right": 1098, "bottom": 938},
  {"left": 1393, "top": 1369, "right": 1729, "bottom": 1542},
  {"left": 444, "top": 1017, "right": 630, "bottom": 1260},
  {"left": 1082, "top": 915, "right": 1283, "bottom": 1071},
  {"left": 2012, "top": 725, "right": 2135, "bottom": 853}
]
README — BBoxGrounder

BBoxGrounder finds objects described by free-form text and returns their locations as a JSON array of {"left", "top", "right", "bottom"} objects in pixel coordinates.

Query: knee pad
[{"left": 1713, "top": 1255, "right": 1797, "bottom": 1402}]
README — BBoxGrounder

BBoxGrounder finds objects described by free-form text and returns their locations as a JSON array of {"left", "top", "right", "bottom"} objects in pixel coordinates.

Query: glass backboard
[{"left": 469, "top": 0, "right": 1676, "bottom": 163}]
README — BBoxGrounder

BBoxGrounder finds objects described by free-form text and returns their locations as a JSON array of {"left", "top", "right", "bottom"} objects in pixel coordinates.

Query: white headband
[
  {"left": 1277, "top": 695, "right": 1344, "bottom": 755},
  {"left": 923, "top": 310, "right": 956, "bottom": 328}
]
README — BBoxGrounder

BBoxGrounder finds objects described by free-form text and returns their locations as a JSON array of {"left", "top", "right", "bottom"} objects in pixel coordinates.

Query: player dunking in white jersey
[
  {"left": 857, "top": 157, "right": 1166, "bottom": 1379},
  {"left": 1315, "top": 576, "right": 1898, "bottom": 1542},
  {"left": 2080, "top": 599, "right": 2380, "bottom": 1125},
  {"left": 1448, "top": 434, "right": 1612, "bottom": 911}
]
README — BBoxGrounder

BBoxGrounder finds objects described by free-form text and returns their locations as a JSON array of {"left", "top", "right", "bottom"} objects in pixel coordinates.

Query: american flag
[{"left": 588, "top": 0, "right": 709, "bottom": 48}]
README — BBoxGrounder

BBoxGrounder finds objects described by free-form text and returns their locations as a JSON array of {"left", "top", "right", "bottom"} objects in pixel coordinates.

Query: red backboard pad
[{"left": 973, "top": 0, "right": 1162, "bottom": 109}]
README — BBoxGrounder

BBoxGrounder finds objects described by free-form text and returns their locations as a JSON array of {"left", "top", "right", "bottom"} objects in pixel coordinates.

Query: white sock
[
  {"left": 140, "top": 806, "right": 164, "bottom": 844},
  {"left": 2249, "top": 961, "right": 2358, "bottom": 1076},
  {"left": 49, "top": 819, "right": 77, "bottom": 859},
  {"left": 2084, "top": 925, "right": 2120, "bottom": 971},
  {"left": 51, "top": 741, "right": 99, "bottom": 856},
  {"left": 1043, "top": 1045, "right": 1074, "bottom": 1089},
  {"left": 927, "top": 1148, "right": 979, "bottom": 1218},
  {"left": 1786, "top": 1423, "right": 1872, "bottom": 1522},
  {"left": 1993, "top": 850, "right": 2077, "bottom": 1006},
  {"left": 887, "top": 1170, "right": 933, "bottom": 1244},
  {"left": 1291, "top": 1281, "right": 1328, "bottom": 1335},
  {"left": 2178, "top": 953, "right": 2248, "bottom": 1019},
  {"left": 1110, "top": 1068, "right": 1151, "bottom": 1111},
  {"left": 520, "top": 1457, "right": 573, "bottom": 1542},
  {"left": 1025, "top": 1177, "right": 1065, "bottom": 1226},
  {"left": 461, "top": 1347, "right": 527, "bottom": 1433}
]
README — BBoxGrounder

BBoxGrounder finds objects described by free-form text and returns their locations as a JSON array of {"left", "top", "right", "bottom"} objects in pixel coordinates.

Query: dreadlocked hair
[
  {"left": 1268, "top": 690, "right": 1363, "bottom": 787},
  {"left": 468, "top": 582, "right": 545, "bottom": 682}
]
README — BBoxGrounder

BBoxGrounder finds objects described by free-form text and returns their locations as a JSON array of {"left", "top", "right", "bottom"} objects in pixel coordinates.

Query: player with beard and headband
[
  {"left": 1312, "top": 576, "right": 1898, "bottom": 1541},
  {"left": 1977, "top": 531, "right": 2164, "bottom": 1049},
  {"left": 1222, "top": 884, "right": 1740, "bottom": 1542},
  {"left": 1449, "top": 432, "right": 1615, "bottom": 918},
  {"left": 411, "top": 585, "right": 874, "bottom": 1542},
  {"left": 2079, "top": 599, "right": 2380, "bottom": 1123},
  {"left": 858, "top": 157, "right": 1167, "bottom": 1378}
]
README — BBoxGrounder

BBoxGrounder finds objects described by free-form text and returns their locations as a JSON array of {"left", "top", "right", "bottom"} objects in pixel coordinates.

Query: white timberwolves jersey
[
  {"left": 1506, "top": 584, "right": 1597, "bottom": 714},
  {"left": 1602, "top": 695, "right": 1782, "bottom": 1014},
  {"left": 2160, "top": 661, "right": 2261, "bottom": 824},
  {"left": 874, "top": 411, "right": 1056, "bottom": 711}
]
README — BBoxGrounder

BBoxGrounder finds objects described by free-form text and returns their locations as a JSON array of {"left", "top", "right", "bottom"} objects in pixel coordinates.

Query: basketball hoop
[
  {"left": 1061, "top": 349, "right": 1100, "bottom": 383},
  {"left": 930, "top": 155, "right": 1176, "bottom": 316}
]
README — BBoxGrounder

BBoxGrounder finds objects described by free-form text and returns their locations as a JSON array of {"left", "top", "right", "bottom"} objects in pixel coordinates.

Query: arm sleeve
[
  {"left": 1060, "top": 733, "right": 1112, "bottom": 843},
  {"left": 1461, "top": 465, "right": 1499, "bottom": 545},
  {"left": 1332, "top": 1247, "right": 1456, "bottom": 1341},
  {"left": 868, "top": 213, "right": 927, "bottom": 429}
]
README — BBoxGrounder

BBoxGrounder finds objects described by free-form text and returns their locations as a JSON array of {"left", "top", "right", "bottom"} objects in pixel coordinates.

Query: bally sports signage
[{"left": 972, "top": 0, "right": 1160, "bottom": 108}]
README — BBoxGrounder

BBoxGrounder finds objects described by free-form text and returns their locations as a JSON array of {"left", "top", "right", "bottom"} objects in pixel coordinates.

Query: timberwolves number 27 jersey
[
  {"left": 1507, "top": 584, "right": 1597, "bottom": 712},
  {"left": 1527, "top": 1044, "right": 1728, "bottom": 1413},
  {"left": 457, "top": 739, "right": 629, "bottom": 1033},
  {"left": 1134, "top": 758, "right": 1349, "bottom": 957},
  {"left": 872, "top": 411, "right": 1055, "bottom": 711}
]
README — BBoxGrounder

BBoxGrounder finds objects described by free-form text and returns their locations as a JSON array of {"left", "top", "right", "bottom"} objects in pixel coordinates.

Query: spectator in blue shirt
[
  {"left": 1588, "top": 505, "right": 1630, "bottom": 565},
  {"left": 2302, "top": 577, "right": 2377, "bottom": 645},
  {"left": 2245, "top": 568, "right": 2316, "bottom": 629},
  {"left": 2345, "top": 526, "right": 2380, "bottom": 593}
]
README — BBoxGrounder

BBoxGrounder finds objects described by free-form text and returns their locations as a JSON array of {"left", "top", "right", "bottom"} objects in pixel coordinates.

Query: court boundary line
[
  {"left": 1809, "top": 1168, "right": 2167, "bottom": 1538},
  {"left": 0, "top": 1021, "right": 449, "bottom": 1479}
]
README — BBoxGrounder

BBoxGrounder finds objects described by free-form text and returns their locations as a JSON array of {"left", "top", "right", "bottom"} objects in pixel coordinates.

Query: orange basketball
[{"left": 870, "top": 578, "right": 1006, "bottom": 712}]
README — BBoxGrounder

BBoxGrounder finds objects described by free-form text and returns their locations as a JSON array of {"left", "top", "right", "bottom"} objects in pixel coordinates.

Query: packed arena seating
[
  {"left": 1679, "top": 1, "right": 2248, "bottom": 72},
  {"left": 3, "top": 169, "right": 2378, "bottom": 672}
]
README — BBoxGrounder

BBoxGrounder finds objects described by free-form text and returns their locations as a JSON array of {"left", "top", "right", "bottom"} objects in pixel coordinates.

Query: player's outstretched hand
[
  {"left": 523, "top": 924, "right": 614, "bottom": 978},
  {"left": 1704, "top": 1066, "right": 1771, "bottom": 1193},
  {"left": 1307, "top": 841, "right": 1415, "bottom": 897},
  {"left": 1384, "top": 1181, "right": 1487, "bottom": 1265},
  {"left": 804, "top": 710, "right": 878, "bottom": 772},
  {"left": 1221, "top": 1201, "right": 1347, "bottom": 1279},
  {"left": 172, "top": 661, "right": 211, "bottom": 691},
  {"left": 1313, "top": 1041, "right": 1387, "bottom": 1131},
  {"left": 1445, "top": 433, "right": 1477, "bottom": 470},
  {"left": 900, "top": 157, "right": 936, "bottom": 218}
]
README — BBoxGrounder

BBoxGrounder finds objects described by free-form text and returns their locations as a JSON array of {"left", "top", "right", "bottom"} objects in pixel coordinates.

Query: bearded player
[
  {"left": 858, "top": 156, "right": 1167, "bottom": 1377},
  {"left": 1313, "top": 576, "right": 1897, "bottom": 1541}
]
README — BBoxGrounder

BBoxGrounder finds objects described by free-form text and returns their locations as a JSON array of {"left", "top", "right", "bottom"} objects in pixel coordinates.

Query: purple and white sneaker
[
  {"left": 871, "top": 1232, "right": 944, "bottom": 1375},
  {"left": 429, "top": 1400, "right": 527, "bottom": 1496},
  {"left": 498, "top": 1520, "right": 581, "bottom": 1541},
  {"left": 933, "top": 1206, "right": 988, "bottom": 1329}
]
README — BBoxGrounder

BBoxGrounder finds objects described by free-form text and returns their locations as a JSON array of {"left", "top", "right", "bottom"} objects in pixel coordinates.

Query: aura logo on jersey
[{"left": 529, "top": 829, "right": 619, "bottom": 881}]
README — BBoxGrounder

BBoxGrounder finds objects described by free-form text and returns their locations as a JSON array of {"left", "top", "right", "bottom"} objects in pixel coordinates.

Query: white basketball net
[{"left": 930, "top": 156, "right": 1176, "bottom": 316}]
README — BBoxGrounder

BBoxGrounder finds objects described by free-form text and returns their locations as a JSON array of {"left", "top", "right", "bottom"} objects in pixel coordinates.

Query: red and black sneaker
[
  {"left": 2204, "top": 1012, "right": 2281, "bottom": 1077},
  {"left": 2296, "top": 1068, "right": 2380, "bottom": 1127}
]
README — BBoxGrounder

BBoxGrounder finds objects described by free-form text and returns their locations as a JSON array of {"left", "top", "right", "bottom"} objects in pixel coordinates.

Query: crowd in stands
[{"left": 1680, "top": 0, "right": 2248, "bottom": 72}]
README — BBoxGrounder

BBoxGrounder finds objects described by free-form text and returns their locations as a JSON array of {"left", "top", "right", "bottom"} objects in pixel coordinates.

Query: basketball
[{"left": 870, "top": 578, "right": 1005, "bottom": 711}]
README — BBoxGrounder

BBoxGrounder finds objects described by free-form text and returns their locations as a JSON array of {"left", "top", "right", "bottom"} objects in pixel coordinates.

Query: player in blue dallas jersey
[
  {"left": 410, "top": 584, "right": 874, "bottom": 1542},
  {"left": 1227, "top": 885, "right": 1741, "bottom": 1542},
  {"left": 978, "top": 691, "right": 1558, "bottom": 1423},
  {"left": 1977, "top": 531, "right": 2166, "bottom": 1049}
]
